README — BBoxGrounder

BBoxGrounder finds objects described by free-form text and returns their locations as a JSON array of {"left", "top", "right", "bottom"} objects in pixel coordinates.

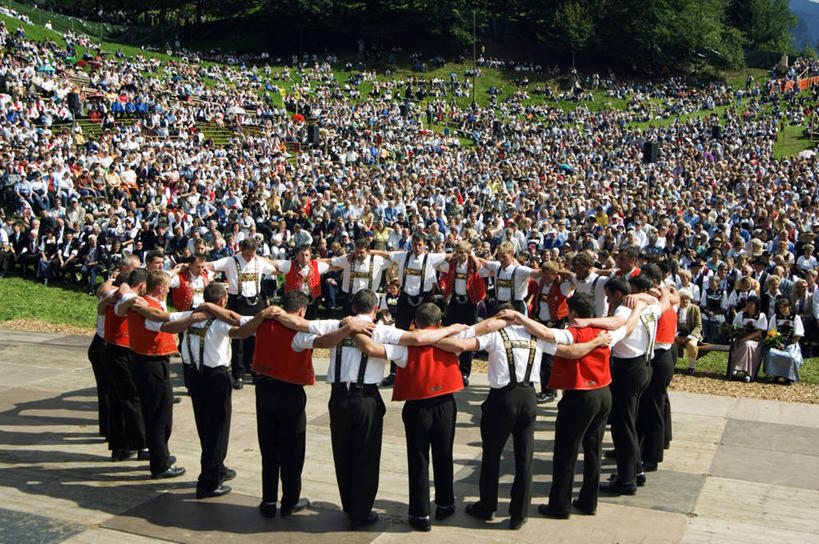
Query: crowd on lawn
[{"left": 0, "top": 12, "right": 818, "bottom": 384}]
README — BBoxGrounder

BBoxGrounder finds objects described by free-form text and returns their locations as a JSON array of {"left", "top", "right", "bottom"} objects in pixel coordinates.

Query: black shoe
[
  {"left": 603, "top": 449, "right": 617, "bottom": 459},
  {"left": 599, "top": 480, "right": 637, "bottom": 495},
  {"left": 379, "top": 374, "right": 395, "bottom": 387},
  {"left": 233, "top": 378, "right": 243, "bottom": 390},
  {"left": 152, "top": 465, "right": 186, "bottom": 479},
  {"left": 408, "top": 515, "right": 431, "bottom": 532},
  {"left": 167, "top": 455, "right": 177, "bottom": 465},
  {"left": 538, "top": 504, "right": 570, "bottom": 519},
  {"left": 642, "top": 461, "right": 658, "bottom": 472},
  {"left": 685, "top": 367, "right": 695, "bottom": 375},
  {"left": 462, "top": 375, "right": 469, "bottom": 387},
  {"left": 281, "top": 498, "right": 310, "bottom": 516},
  {"left": 465, "top": 502, "right": 494, "bottom": 521},
  {"left": 259, "top": 501, "right": 277, "bottom": 518},
  {"left": 435, "top": 504, "right": 455, "bottom": 520},
  {"left": 196, "top": 484, "right": 231, "bottom": 499},
  {"left": 572, "top": 499, "right": 596, "bottom": 516},
  {"left": 350, "top": 511, "right": 379, "bottom": 530},
  {"left": 111, "top": 449, "right": 135, "bottom": 461},
  {"left": 509, "top": 516, "right": 527, "bottom": 530},
  {"left": 636, "top": 472, "right": 646, "bottom": 487},
  {"left": 536, "top": 392, "right": 556, "bottom": 404},
  {"left": 173, "top": 396, "right": 181, "bottom": 404},
  {"left": 220, "top": 467, "right": 236, "bottom": 481}
]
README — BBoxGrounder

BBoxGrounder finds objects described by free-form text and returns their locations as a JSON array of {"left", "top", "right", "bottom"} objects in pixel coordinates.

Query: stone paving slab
[{"left": 1, "top": 329, "right": 819, "bottom": 543}]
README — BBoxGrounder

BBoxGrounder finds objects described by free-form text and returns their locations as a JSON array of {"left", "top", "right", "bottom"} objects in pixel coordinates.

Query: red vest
[
  {"left": 252, "top": 320, "right": 315, "bottom": 385},
  {"left": 548, "top": 326, "right": 611, "bottom": 390},
  {"left": 393, "top": 341, "right": 464, "bottom": 401},
  {"left": 127, "top": 296, "right": 178, "bottom": 356},
  {"left": 615, "top": 266, "right": 641, "bottom": 278},
  {"left": 103, "top": 303, "right": 129, "bottom": 347},
  {"left": 441, "top": 258, "right": 485, "bottom": 304},
  {"left": 171, "top": 269, "right": 210, "bottom": 311},
  {"left": 655, "top": 306, "right": 678, "bottom": 344},
  {"left": 284, "top": 260, "right": 322, "bottom": 299},
  {"left": 538, "top": 279, "right": 568, "bottom": 321}
]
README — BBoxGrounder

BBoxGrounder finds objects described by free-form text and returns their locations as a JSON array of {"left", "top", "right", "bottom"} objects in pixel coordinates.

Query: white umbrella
[
  {"left": 797, "top": 149, "right": 815, "bottom": 159},
  {"left": 226, "top": 106, "right": 246, "bottom": 115}
]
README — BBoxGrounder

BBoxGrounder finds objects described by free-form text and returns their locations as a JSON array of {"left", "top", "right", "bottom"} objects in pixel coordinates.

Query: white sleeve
[
  {"left": 756, "top": 314, "right": 768, "bottom": 331},
  {"left": 614, "top": 304, "right": 632, "bottom": 320},
  {"left": 476, "top": 331, "right": 497, "bottom": 351},
  {"left": 291, "top": 331, "right": 318, "bottom": 352},
  {"left": 308, "top": 319, "right": 340, "bottom": 336},
  {"left": 276, "top": 260, "right": 292, "bottom": 274},
  {"left": 608, "top": 326, "right": 627, "bottom": 345},
  {"left": 317, "top": 262, "right": 330, "bottom": 274},
  {"left": 210, "top": 256, "right": 230, "bottom": 272},
  {"left": 456, "top": 326, "right": 476, "bottom": 339},
  {"left": 551, "top": 328, "right": 574, "bottom": 345},
  {"left": 259, "top": 259, "right": 277, "bottom": 276},
  {"left": 428, "top": 253, "right": 447, "bottom": 267},
  {"left": 793, "top": 316, "right": 804, "bottom": 337},
  {"left": 384, "top": 344, "right": 409, "bottom": 367},
  {"left": 168, "top": 275, "right": 181, "bottom": 288},
  {"left": 374, "top": 324, "right": 405, "bottom": 345},
  {"left": 560, "top": 281, "right": 573, "bottom": 296},
  {"left": 114, "top": 291, "right": 136, "bottom": 315},
  {"left": 813, "top": 289, "right": 819, "bottom": 320},
  {"left": 330, "top": 255, "right": 348, "bottom": 269},
  {"left": 537, "top": 339, "right": 557, "bottom": 355},
  {"left": 388, "top": 251, "right": 406, "bottom": 264}
]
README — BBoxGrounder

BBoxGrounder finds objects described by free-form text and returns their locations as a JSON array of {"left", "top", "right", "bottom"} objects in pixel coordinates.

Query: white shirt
[
  {"left": 813, "top": 288, "right": 819, "bottom": 320},
  {"left": 473, "top": 324, "right": 570, "bottom": 388},
  {"left": 275, "top": 260, "right": 330, "bottom": 295},
  {"left": 537, "top": 280, "right": 573, "bottom": 321},
  {"left": 309, "top": 316, "right": 404, "bottom": 384},
  {"left": 767, "top": 314, "right": 804, "bottom": 337},
  {"left": 573, "top": 272, "right": 609, "bottom": 318},
  {"left": 733, "top": 311, "right": 768, "bottom": 331},
  {"left": 179, "top": 314, "right": 253, "bottom": 369},
  {"left": 611, "top": 303, "right": 662, "bottom": 359},
  {"left": 389, "top": 251, "right": 447, "bottom": 295},
  {"left": 483, "top": 261, "right": 534, "bottom": 302},
  {"left": 211, "top": 255, "right": 276, "bottom": 296},
  {"left": 330, "top": 254, "right": 389, "bottom": 293},
  {"left": 439, "top": 259, "right": 490, "bottom": 296},
  {"left": 168, "top": 270, "right": 212, "bottom": 308}
]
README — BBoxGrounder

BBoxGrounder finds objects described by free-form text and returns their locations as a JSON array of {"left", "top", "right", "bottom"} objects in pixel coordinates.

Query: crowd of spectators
[{"left": 0, "top": 12, "right": 818, "bottom": 378}]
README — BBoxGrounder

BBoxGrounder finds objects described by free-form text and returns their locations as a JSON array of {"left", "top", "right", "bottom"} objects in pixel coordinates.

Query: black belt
[
  {"left": 494, "top": 382, "right": 535, "bottom": 392},
  {"left": 612, "top": 354, "right": 649, "bottom": 366},
  {"left": 331, "top": 383, "right": 379, "bottom": 394},
  {"left": 183, "top": 362, "right": 229, "bottom": 373},
  {"left": 229, "top": 293, "right": 262, "bottom": 305},
  {"left": 403, "top": 291, "right": 431, "bottom": 306}
]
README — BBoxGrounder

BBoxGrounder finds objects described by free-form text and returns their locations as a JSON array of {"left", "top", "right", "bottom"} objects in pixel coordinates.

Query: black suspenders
[
  {"left": 334, "top": 336, "right": 369, "bottom": 387},
  {"left": 498, "top": 328, "right": 537, "bottom": 385}
]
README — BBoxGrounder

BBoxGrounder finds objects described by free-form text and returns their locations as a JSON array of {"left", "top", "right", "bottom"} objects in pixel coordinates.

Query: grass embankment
[{"left": 0, "top": 276, "right": 98, "bottom": 329}]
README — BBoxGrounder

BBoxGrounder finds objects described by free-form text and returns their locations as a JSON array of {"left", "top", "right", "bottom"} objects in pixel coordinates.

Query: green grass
[
  {"left": 773, "top": 124, "right": 817, "bottom": 159},
  {"left": 675, "top": 350, "right": 819, "bottom": 385},
  {"left": 0, "top": 275, "right": 98, "bottom": 329}
]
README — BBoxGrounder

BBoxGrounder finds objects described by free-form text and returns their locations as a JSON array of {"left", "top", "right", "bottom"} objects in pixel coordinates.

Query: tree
[
  {"left": 727, "top": 0, "right": 796, "bottom": 52},
  {"left": 553, "top": 1, "right": 594, "bottom": 67}
]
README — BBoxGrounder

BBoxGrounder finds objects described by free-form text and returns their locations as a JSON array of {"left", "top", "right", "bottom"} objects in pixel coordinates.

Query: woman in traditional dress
[
  {"left": 729, "top": 295, "right": 767, "bottom": 382},
  {"left": 764, "top": 297, "right": 804, "bottom": 384}
]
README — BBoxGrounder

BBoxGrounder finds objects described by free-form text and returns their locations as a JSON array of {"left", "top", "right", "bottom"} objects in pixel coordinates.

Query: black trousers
[
  {"left": 341, "top": 291, "right": 354, "bottom": 316},
  {"left": 548, "top": 387, "right": 612, "bottom": 514},
  {"left": 131, "top": 354, "right": 174, "bottom": 475},
  {"left": 397, "top": 291, "right": 433, "bottom": 331},
  {"left": 665, "top": 347, "right": 677, "bottom": 449},
  {"left": 478, "top": 384, "right": 537, "bottom": 519},
  {"left": 609, "top": 355, "right": 651, "bottom": 485},
  {"left": 444, "top": 297, "right": 477, "bottom": 377},
  {"left": 403, "top": 394, "right": 457, "bottom": 517},
  {"left": 104, "top": 343, "right": 146, "bottom": 451},
  {"left": 487, "top": 299, "right": 526, "bottom": 316},
  {"left": 538, "top": 318, "right": 567, "bottom": 394},
  {"left": 256, "top": 377, "right": 307, "bottom": 508},
  {"left": 328, "top": 384, "right": 385, "bottom": 522},
  {"left": 185, "top": 364, "right": 232, "bottom": 493},
  {"left": 87, "top": 334, "right": 109, "bottom": 439},
  {"left": 227, "top": 294, "right": 266, "bottom": 380},
  {"left": 638, "top": 348, "right": 675, "bottom": 464}
]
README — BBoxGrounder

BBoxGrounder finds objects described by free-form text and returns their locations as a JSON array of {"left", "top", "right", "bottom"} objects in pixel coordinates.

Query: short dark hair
[
  {"left": 414, "top": 303, "right": 442, "bottom": 328},
  {"left": 145, "top": 249, "right": 164, "bottom": 263},
  {"left": 620, "top": 245, "right": 639, "bottom": 261},
  {"left": 628, "top": 274, "right": 654, "bottom": 293},
  {"left": 605, "top": 276, "right": 631, "bottom": 296},
  {"left": 239, "top": 238, "right": 257, "bottom": 251},
  {"left": 411, "top": 232, "right": 426, "bottom": 243},
  {"left": 296, "top": 245, "right": 311, "bottom": 254},
  {"left": 192, "top": 252, "right": 207, "bottom": 262},
  {"left": 352, "top": 289, "right": 378, "bottom": 314},
  {"left": 203, "top": 282, "right": 227, "bottom": 303},
  {"left": 127, "top": 268, "right": 147, "bottom": 287},
  {"left": 354, "top": 238, "right": 369, "bottom": 250},
  {"left": 282, "top": 290, "right": 310, "bottom": 312},
  {"left": 642, "top": 263, "right": 662, "bottom": 282},
  {"left": 567, "top": 292, "right": 595, "bottom": 318}
]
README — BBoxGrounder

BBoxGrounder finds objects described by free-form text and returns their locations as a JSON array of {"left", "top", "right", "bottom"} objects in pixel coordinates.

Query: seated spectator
[
  {"left": 729, "top": 296, "right": 767, "bottom": 382},
  {"left": 764, "top": 297, "right": 804, "bottom": 384},
  {"left": 676, "top": 289, "right": 702, "bottom": 375}
]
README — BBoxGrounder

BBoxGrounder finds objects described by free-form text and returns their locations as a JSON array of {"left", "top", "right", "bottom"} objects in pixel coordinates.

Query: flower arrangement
[
  {"left": 763, "top": 329, "right": 784, "bottom": 349},
  {"left": 719, "top": 323, "right": 754, "bottom": 340}
]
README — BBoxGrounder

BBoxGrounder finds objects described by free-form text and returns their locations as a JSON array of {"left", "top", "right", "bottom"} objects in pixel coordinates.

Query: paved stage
[{"left": 1, "top": 329, "right": 817, "bottom": 543}]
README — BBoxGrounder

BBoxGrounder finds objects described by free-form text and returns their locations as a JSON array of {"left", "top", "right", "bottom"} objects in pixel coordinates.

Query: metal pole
[{"left": 472, "top": 10, "right": 476, "bottom": 108}]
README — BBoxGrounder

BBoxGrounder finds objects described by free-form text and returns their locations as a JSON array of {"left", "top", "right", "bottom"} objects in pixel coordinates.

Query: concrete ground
[{"left": 1, "top": 329, "right": 817, "bottom": 544}]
